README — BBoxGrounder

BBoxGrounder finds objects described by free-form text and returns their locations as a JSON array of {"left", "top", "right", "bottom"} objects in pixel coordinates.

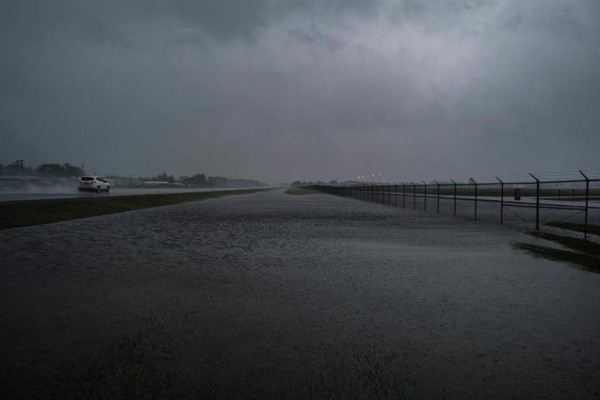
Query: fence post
[
  {"left": 411, "top": 182, "right": 416, "bottom": 209},
  {"left": 394, "top": 184, "right": 398, "bottom": 206},
  {"left": 402, "top": 183, "right": 406, "bottom": 208},
  {"left": 496, "top": 177, "right": 504, "bottom": 225},
  {"left": 529, "top": 173, "right": 540, "bottom": 231},
  {"left": 451, "top": 179, "right": 457, "bottom": 216},
  {"left": 435, "top": 180, "right": 440, "bottom": 214},
  {"left": 470, "top": 178, "right": 478, "bottom": 220},
  {"left": 579, "top": 170, "right": 590, "bottom": 239}
]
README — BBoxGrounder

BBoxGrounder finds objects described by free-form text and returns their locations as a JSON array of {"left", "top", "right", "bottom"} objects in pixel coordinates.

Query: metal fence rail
[{"left": 306, "top": 170, "right": 600, "bottom": 239}]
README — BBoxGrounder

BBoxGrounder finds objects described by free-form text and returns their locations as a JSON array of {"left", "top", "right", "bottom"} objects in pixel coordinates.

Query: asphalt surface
[{"left": 1, "top": 190, "right": 599, "bottom": 399}]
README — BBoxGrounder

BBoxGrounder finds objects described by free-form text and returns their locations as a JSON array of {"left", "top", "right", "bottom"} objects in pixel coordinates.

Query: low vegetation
[
  {"left": 514, "top": 231, "right": 600, "bottom": 273},
  {"left": 526, "top": 231, "right": 600, "bottom": 257},
  {"left": 284, "top": 188, "right": 319, "bottom": 195},
  {"left": 0, "top": 189, "right": 268, "bottom": 230},
  {"left": 546, "top": 222, "right": 600, "bottom": 236}
]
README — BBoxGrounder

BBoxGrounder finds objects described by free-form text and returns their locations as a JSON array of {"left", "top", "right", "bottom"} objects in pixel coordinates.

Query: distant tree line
[
  {"left": 0, "top": 161, "right": 83, "bottom": 177},
  {"left": 0, "top": 160, "right": 265, "bottom": 187},
  {"left": 36, "top": 163, "right": 83, "bottom": 177},
  {"left": 141, "top": 172, "right": 263, "bottom": 187},
  {"left": 149, "top": 172, "right": 176, "bottom": 184},
  {"left": 177, "top": 173, "right": 227, "bottom": 187}
]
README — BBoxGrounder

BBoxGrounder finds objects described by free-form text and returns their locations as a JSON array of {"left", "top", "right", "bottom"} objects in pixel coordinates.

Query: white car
[{"left": 78, "top": 176, "right": 110, "bottom": 192}]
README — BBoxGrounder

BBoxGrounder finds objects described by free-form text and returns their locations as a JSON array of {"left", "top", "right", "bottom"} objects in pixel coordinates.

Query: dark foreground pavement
[{"left": 1, "top": 190, "right": 599, "bottom": 399}]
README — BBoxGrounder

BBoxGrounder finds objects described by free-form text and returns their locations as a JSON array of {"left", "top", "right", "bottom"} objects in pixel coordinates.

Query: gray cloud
[
  {"left": 1, "top": 0, "right": 599, "bottom": 183},
  {"left": 288, "top": 24, "right": 346, "bottom": 52}
]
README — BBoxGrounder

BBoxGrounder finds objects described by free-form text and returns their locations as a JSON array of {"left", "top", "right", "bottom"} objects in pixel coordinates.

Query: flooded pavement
[{"left": 1, "top": 190, "right": 599, "bottom": 399}]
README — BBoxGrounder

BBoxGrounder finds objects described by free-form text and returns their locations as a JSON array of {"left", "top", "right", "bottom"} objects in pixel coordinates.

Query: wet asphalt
[{"left": 1, "top": 190, "right": 599, "bottom": 399}]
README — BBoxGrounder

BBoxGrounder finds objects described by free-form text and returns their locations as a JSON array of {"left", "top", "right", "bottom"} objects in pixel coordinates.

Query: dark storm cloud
[
  {"left": 288, "top": 24, "right": 346, "bottom": 52},
  {"left": 1, "top": 0, "right": 383, "bottom": 44},
  {"left": 1, "top": 0, "right": 599, "bottom": 183}
]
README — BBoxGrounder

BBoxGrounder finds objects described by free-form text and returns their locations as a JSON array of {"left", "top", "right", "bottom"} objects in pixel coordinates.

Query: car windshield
[{"left": 81, "top": 177, "right": 95, "bottom": 181}]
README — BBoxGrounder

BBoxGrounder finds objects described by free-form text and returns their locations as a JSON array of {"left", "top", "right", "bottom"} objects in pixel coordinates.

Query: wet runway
[{"left": 1, "top": 190, "right": 599, "bottom": 399}]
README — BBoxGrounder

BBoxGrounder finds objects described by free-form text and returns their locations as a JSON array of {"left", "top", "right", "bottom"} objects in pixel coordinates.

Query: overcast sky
[{"left": 1, "top": 0, "right": 599, "bottom": 183}]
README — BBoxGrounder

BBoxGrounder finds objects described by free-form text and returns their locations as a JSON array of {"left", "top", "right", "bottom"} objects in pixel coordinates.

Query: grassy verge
[
  {"left": 525, "top": 231, "right": 600, "bottom": 257},
  {"left": 0, "top": 189, "right": 268, "bottom": 230},
  {"left": 284, "top": 187, "right": 319, "bottom": 195},
  {"left": 514, "top": 230, "right": 600, "bottom": 273},
  {"left": 513, "top": 243, "right": 600, "bottom": 272},
  {"left": 546, "top": 222, "right": 600, "bottom": 236}
]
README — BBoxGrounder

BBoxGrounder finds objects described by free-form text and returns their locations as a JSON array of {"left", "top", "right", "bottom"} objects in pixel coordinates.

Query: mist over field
[{"left": 1, "top": 1, "right": 599, "bottom": 182}]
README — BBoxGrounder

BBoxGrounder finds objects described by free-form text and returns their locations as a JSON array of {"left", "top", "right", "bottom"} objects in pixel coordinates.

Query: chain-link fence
[{"left": 307, "top": 170, "right": 600, "bottom": 238}]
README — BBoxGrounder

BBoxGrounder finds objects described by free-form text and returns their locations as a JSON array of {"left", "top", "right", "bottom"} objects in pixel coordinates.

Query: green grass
[
  {"left": 284, "top": 187, "right": 319, "bottom": 195},
  {"left": 0, "top": 189, "right": 268, "bottom": 230},
  {"left": 546, "top": 222, "right": 600, "bottom": 236},
  {"left": 525, "top": 231, "right": 600, "bottom": 257},
  {"left": 515, "top": 230, "right": 600, "bottom": 272},
  {"left": 513, "top": 243, "right": 600, "bottom": 272}
]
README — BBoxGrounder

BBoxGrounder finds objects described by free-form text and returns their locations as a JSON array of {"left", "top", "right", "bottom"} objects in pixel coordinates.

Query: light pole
[{"left": 17, "top": 159, "right": 24, "bottom": 184}]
